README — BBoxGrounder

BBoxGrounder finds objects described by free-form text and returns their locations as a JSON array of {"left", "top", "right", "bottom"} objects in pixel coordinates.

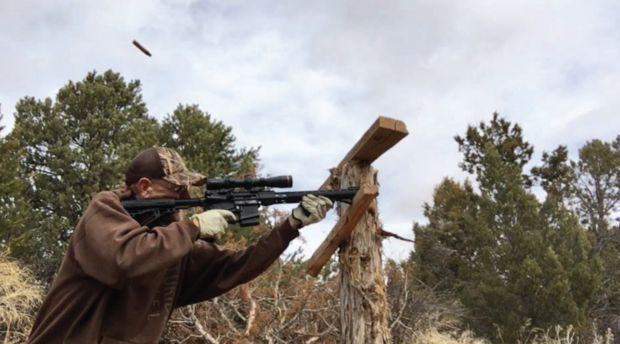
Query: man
[{"left": 27, "top": 146, "right": 333, "bottom": 344}]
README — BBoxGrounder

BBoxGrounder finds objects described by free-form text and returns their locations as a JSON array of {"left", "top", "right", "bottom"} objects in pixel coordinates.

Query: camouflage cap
[{"left": 125, "top": 147, "right": 206, "bottom": 187}]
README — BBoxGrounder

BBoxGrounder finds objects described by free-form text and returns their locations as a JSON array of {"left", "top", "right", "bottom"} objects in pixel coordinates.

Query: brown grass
[
  {"left": 412, "top": 329, "right": 489, "bottom": 344},
  {"left": 410, "top": 323, "right": 615, "bottom": 344},
  {"left": 513, "top": 324, "right": 615, "bottom": 344},
  {"left": 0, "top": 250, "right": 43, "bottom": 343}
]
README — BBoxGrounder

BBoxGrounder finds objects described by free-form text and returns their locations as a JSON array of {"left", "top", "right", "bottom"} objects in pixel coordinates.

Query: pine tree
[
  {"left": 0, "top": 134, "right": 41, "bottom": 256},
  {"left": 412, "top": 178, "right": 482, "bottom": 290},
  {"left": 159, "top": 104, "right": 259, "bottom": 179},
  {"left": 570, "top": 137, "right": 620, "bottom": 250},
  {"left": 454, "top": 112, "right": 534, "bottom": 187},
  {"left": 533, "top": 146, "right": 600, "bottom": 321},
  {"left": 5, "top": 70, "right": 160, "bottom": 278},
  {"left": 413, "top": 114, "right": 600, "bottom": 341},
  {"left": 563, "top": 136, "right": 620, "bottom": 336},
  {"left": 531, "top": 145, "right": 574, "bottom": 197}
]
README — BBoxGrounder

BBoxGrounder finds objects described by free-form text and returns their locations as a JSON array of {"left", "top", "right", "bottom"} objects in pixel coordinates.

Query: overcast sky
[{"left": 1, "top": 0, "right": 619, "bottom": 262}]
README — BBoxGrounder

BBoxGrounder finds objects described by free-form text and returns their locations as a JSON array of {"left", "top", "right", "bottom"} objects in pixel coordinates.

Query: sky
[{"left": 1, "top": 0, "right": 619, "bottom": 262}]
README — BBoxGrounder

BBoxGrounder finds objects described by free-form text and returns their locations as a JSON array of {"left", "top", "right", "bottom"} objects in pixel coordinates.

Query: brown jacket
[{"left": 27, "top": 189, "right": 299, "bottom": 344}]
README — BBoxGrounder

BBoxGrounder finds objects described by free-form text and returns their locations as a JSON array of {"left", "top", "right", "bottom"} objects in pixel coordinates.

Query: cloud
[{"left": 1, "top": 0, "right": 619, "bottom": 262}]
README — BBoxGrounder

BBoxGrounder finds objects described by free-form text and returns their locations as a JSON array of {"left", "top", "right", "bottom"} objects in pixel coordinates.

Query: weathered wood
[
  {"left": 319, "top": 116, "right": 408, "bottom": 190},
  {"left": 305, "top": 184, "right": 379, "bottom": 277},
  {"left": 306, "top": 116, "right": 408, "bottom": 277},
  {"left": 303, "top": 115, "right": 405, "bottom": 342},
  {"left": 339, "top": 161, "right": 391, "bottom": 344}
]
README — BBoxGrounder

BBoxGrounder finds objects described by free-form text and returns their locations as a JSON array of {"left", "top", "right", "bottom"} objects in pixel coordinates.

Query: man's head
[{"left": 124, "top": 147, "right": 206, "bottom": 200}]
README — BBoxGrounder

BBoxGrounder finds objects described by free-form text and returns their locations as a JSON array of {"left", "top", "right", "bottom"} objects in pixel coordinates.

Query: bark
[{"left": 337, "top": 160, "right": 392, "bottom": 344}]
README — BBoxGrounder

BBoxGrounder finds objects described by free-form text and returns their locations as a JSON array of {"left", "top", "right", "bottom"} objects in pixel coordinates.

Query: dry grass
[
  {"left": 513, "top": 324, "right": 615, "bottom": 344},
  {"left": 410, "top": 323, "right": 615, "bottom": 344},
  {"left": 412, "top": 329, "right": 489, "bottom": 344},
  {"left": 0, "top": 250, "right": 43, "bottom": 343}
]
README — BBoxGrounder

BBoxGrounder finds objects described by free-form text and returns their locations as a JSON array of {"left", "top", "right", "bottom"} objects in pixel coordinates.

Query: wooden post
[
  {"left": 305, "top": 116, "right": 408, "bottom": 344},
  {"left": 306, "top": 117, "right": 408, "bottom": 277},
  {"left": 338, "top": 161, "right": 391, "bottom": 344}
]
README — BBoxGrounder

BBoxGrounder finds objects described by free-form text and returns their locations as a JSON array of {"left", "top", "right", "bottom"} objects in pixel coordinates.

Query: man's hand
[
  {"left": 191, "top": 209, "right": 236, "bottom": 239},
  {"left": 290, "top": 194, "right": 334, "bottom": 228}
]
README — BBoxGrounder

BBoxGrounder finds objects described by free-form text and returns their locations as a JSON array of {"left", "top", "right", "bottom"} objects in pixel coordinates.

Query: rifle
[{"left": 121, "top": 175, "right": 360, "bottom": 228}]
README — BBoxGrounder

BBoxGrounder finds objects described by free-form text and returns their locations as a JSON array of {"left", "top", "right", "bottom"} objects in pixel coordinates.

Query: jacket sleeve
[
  {"left": 73, "top": 192, "right": 201, "bottom": 288},
  {"left": 175, "top": 219, "right": 299, "bottom": 307}
]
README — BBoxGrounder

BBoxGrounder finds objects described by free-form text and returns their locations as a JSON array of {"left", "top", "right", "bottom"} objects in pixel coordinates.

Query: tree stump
[
  {"left": 338, "top": 160, "right": 392, "bottom": 344},
  {"left": 305, "top": 116, "right": 407, "bottom": 343}
]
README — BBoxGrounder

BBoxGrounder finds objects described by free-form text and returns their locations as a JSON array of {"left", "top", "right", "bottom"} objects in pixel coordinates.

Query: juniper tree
[{"left": 413, "top": 114, "right": 600, "bottom": 341}]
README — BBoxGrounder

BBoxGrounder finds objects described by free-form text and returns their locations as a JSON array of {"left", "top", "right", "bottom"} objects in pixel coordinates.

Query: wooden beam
[
  {"left": 306, "top": 116, "right": 408, "bottom": 277},
  {"left": 319, "top": 116, "right": 408, "bottom": 190},
  {"left": 306, "top": 184, "right": 379, "bottom": 277}
]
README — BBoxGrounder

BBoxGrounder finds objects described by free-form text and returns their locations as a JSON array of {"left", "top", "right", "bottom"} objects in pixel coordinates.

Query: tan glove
[
  {"left": 191, "top": 209, "right": 236, "bottom": 239},
  {"left": 291, "top": 194, "right": 334, "bottom": 227}
]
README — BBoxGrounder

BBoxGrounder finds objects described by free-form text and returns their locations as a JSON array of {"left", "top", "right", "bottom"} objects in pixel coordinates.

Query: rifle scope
[{"left": 206, "top": 175, "right": 293, "bottom": 190}]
